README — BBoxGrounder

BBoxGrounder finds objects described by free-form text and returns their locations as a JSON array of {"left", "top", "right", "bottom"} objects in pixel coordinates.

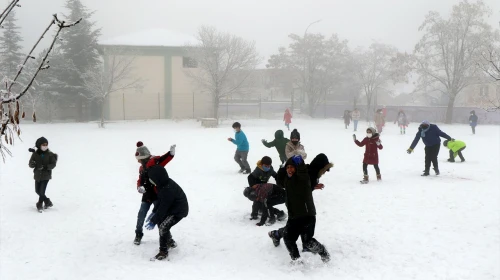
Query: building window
[{"left": 183, "top": 57, "right": 198, "bottom": 68}]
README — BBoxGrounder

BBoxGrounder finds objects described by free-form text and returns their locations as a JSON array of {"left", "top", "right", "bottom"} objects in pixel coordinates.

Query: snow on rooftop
[{"left": 99, "top": 28, "right": 198, "bottom": 47}]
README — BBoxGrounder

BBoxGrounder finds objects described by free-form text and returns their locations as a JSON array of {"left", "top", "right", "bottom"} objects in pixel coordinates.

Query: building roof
[{"left": 99, "top": 28, "right": 198, "bottom": 47}]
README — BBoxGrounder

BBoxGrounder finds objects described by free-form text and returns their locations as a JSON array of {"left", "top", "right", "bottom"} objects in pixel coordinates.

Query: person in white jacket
[
  {"left": 285, "top": 129, "right": 307, "bottom": 160},
  {"left": 351, "top": 108, "right": 361, "bottom": 132}
]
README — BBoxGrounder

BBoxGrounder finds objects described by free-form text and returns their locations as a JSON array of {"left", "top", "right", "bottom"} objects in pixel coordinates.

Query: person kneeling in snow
[
  {"left": 144, "top": 165, "right": 189, "bottom": 261},
  {"left": 268, "top": 155, "right": 330, "bottom": 263},
  {"left": 247, "top": 156, "right": 278, "bottom": 220},
  {"left": 443, "top": 139, "right": 466, "bottom": 163},
  {"left": 244, "top": 183, "right": 286, "bottom": 226}
]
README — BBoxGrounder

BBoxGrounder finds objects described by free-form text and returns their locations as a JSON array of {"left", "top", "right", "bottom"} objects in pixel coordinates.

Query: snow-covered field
[{"left": 1, "top": 119, "right": 499, "bottom": 280}]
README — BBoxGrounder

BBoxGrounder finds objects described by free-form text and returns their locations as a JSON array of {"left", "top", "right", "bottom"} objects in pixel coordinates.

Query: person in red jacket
[
  {"left": 133, "top": 141, "right": 176, "bottom": 245},
  {"left": 353, "top": 127, "right": 383, "bottom": 184},
  {"left": 283, "top": 108, "right": 292, "bottom": 131}
]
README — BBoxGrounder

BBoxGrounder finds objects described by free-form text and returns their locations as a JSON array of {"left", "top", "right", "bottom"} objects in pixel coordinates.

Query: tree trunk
[
  {"left": 445, "top": 95, "right": 455, "bottom": 124},
  {"left": 99, "top": 101, "right": 105, "bottom": 128},
  {"left": 213, "top": 96, "right": 219, "bottom": 120}
]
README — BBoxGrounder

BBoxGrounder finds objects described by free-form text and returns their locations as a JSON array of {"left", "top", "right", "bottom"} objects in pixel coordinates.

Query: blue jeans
[
  {"left": 353, "top": 120, "right": 359, "bottom": 131},
  {"left": 136, "top": 201, "right": 157, "bottom": 234}
]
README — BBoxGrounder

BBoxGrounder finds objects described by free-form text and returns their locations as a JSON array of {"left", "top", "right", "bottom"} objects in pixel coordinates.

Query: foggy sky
[{"left": 14, "top": 0, "right": 500, "bottom": 62}]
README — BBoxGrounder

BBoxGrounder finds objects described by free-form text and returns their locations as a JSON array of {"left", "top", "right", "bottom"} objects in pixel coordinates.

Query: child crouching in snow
[
  {"left": 247, "top": 156, "right": 278, "bottom": 220},
  {"left": 144, "top": 165, "right": 189, "bottom": 261},
  {"left": 353, "top": 127, "right": 383, "bottom": 184},
  {"left": 244, "top": 183, "right": 286, "bottom": 226},
  {"left": 443, "top": 139, "right": 466, "bottom": 162}
]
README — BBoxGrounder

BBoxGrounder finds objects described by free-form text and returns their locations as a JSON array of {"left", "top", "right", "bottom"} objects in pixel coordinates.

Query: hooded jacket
[
  {"left": 284, "top": 109, "right": 292, "bottom": 124},
  {"left": 28, "top": 137, "right": 58, "bottom": 181},
  {"left": 136, "top": 151, "right": 174, "bottom": 203},
  {"left": 410, "top": 124, "right": 451, "bottom": 149},
  {"left": 308, "top": 153, "right": 333, "bottom": 190},
  {"left": 444, "top": 140, "right": 466, "bottom": 158},
  {"left": 148, "top": 165, "right": 189, "bottom": 225},
  {"left": 262, "top": 130, "right": 289, "bottom": 162},
  {"left": 355, "top": 128, "right": 383, "bottom": 165},
  {"left": 277, "top": 158, "right": 316, "bottom": 219},
  {"left": 247, "top": 160, "right": 277, "bottom": 187},
  {"left": 469, "top": 112, "right": 478, "bottom": 126}
]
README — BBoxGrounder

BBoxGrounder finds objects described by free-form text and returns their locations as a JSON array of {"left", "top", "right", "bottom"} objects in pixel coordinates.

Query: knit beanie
[
  {"left": 366, "top": 127, "right": 377, "bottom": 134},
  {"left": 285, "top": 157, "right": 296, "bottom": 168},
  {"left": 290, "top": 129, "right": 300, "bottom": 140},
  {"left": 421, "top": 120, "right": 430, "bottom": 126},
  {"left": 261, "top": 156, "right": 272, "bottom": 166},
  {"left": 135, "top": 141, "right": 151, "bottom": 160},
  {"left": 35, "top": 137, "right": 48, "bottom": 149}
]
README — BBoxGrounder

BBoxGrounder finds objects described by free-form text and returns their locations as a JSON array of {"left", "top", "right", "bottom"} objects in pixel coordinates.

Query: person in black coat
[
  {"left": 247, "top": 156, "right": 278, "bottom": 220},
  {"left": 469, "top": 110, "right": 478, "bottom": 134},
  {"left": 144, "top": 165, "right": 189, "bottom": 260}
]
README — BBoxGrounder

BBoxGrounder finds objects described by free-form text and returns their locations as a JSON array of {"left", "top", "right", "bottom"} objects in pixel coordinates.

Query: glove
[
  {"left": 145, "top": 212, "right": 155, "bottom": 223},
  {"left": 352, "top": 134, "right": 356, "bottom": 141},
  {"left": 292, "top": 155, "right": 303, "bottom": 165},
  {"left": 170, "top": 144, "right": 176, "bottom": 155},
  {"left": 407, "top": 148, "right": 413, "bottom": 154},
  {"left": 376, "top": 140, "right": 381, "bottom": 146},
  {"left": 314, "top": 184, "right": 325, "bottom": 190},
  {"left": 145, "top": 221, "right": 155, "bottom": 230},
  {"left": 261, "top": 139, "right": 266, "bottom": 143},
  {"left": 256, "top": 222, "right": 264, "bottom": 226},
  {"left": 138, "top": 186, "right": 146, "bottom": 194},
  {"left": 37, "top": 165, "right": 44, "bottom": 170}
]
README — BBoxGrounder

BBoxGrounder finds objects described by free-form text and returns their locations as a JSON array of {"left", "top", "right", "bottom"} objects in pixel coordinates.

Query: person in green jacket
[
  {"left": 443, "top": 139, "right": 466, "bottom": 162},
  {"left": 28, "top": 137, "right": 58, "bottom": 212},
  {"left": 261, "top": 130, "right": 289, "bottom": 164}
]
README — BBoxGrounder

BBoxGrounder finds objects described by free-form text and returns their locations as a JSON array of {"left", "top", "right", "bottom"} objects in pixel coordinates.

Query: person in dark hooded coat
[
  {"left": 144, "top": 165, "right": 189, "bottom": 261},
  {"left": 262, "top": 130, "right": 290, "bottom": 164},
  {"left": 28, "top": 137, "right": 58, "bottom": 212}
]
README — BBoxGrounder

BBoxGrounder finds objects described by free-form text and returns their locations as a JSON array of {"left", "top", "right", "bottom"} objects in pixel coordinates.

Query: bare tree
[
  {"left": 185, "top": 25, "right": 261, "bottom": 120},
  {"left": 413, "top": 0, "right": 494, "bottom": 123},
  {"left": 354, "top": 43, "right": 407, "bottom": 122},
  {"left": 82, "top": 48, "right": 142, "bottom": 128},
  {"left": 0, "top": 1, "right": 80, "bottom": 161},
  {"left": 477, "top": 40, "right": 500, "bottom": 111}
]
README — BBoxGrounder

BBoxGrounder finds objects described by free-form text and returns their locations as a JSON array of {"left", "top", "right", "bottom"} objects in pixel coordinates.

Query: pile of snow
[
  {"left": 99, "top": 28, "right": 197, "bottom": 47},
  {"left": 0, "top": 119, "right": 498, "bottom": 280}
]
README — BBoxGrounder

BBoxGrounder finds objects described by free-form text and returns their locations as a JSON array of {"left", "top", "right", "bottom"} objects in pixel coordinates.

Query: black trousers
[
  {"left": 278, "top": 216, "right": 326, "bottom": 260},
  {"left": 449, "top": 147, "right": 466, "bottom": 161},
  {"left": 424, "top": 144, "right": 441, "bottom": 172},
  {"left": 363, "top": 163, "right": 380, "bottom": 175},
  {"left": 35, "top": 180, "right": 49, "bottom": 203},
  {"left": 158, "top": 215, "right": 182, "bottom": 252}
]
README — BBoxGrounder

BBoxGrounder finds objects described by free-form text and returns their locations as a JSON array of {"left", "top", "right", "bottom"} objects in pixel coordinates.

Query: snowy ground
[{"left": 0, "top": 119, "right": 499, "bottom": 280}]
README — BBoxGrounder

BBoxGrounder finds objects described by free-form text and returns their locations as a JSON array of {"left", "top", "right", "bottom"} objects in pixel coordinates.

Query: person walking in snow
[
  {"left": 133, "top": 141, "right": 176, "bottom": 245},
  {"left": 407, "top": 120, "right": 453, "bottom": 176},
  {"left": 283, "top": 108, "right": 292, "bottom": 131},
  {"left": 28, "top": 137, "right": 58, "bottom": 212},
  {"left": 244, "top": 183, "right": 286, "bottom": 226},
  {"left": 247, "top": 156, "right": 279, "bottom": 220},
  {"left": 469, "top": 110, "right": 478, "bottom": 134},
  {"left": 262, "top": 130, "right": 289, "bottom": 164},
  {"left": 351, "top": 108, "right": 361, "bottom": 132},
  {"left": 343, "top": 110, "right": 352, "bottom": 129},
  {"left": 394, "top": 109, "right": 408, "bottom": 135},
  {"left": 353, "top": 127, "right": 383, "bottom": 183},
  {"left": 285, "top": 129, "right": 307, "bottom": 160},
  {"left": 144, "top": 164, "right": 189, "bottom": 261},
  {"left": 374, "top": 109, "right": 385, "bottom": 134},
  {"left": 267, "top": 155, "right": 330, "bottom": 263},
  {"left": 443, "top": 139, "right": 466, "bottom": 163},
  {"left": 228, "top": 122, "right": 251, "bottom": 174}
]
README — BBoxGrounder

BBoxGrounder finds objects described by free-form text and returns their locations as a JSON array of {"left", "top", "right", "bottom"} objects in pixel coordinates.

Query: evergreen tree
[
  {"left": 0, "top": 9, "right": 23, "bottom": 82},
  {"left": 58, "top": 0, "right": 101, "bottom": 121}
]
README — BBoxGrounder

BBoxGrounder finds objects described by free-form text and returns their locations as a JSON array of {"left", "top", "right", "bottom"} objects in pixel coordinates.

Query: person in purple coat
[{"left": 407, "top": 121, "right": 453, "bottom": 176}]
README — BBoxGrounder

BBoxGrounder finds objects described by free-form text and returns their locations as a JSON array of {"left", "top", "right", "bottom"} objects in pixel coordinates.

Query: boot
[
  {"left": 267, "top": 216, "right": 276, "bottom": 225},
  {"left": 43, "top": 198, "right": 53, "bottom": 209},
  {"left": 134, "top": 232, "right": 143, "bottom": 245},
  {"left": 154, "top": 251, "right": 168, "bottom": 260},
  {"left": 276, "top": 211, "right": 287, "bottom": 221},
  {"left": 36, "top": 202, "right": 43, "bottom": 212},
  {"left": 268, "top": 230, "right": 281, "bottom": 247},
  {"left": 447, "top": 158, "right": 455, "bottom": 162},
  {"left": 377, "top": 174, "right": 382, "bottom": 181},
  {"left": 166, "top": 239, "right": 177, "bottom": 249},
  {"left": 360, "top": 175, "right": 369, "bottom": 184},
  {"left": 433, "top": 168, "right": 440, "bottom": 175},
  {"left": 319, "top": 247, "right": 331, "bottom": 263},
  {"left": 421, "top": 170, "right": 430, "bottom": 176},
  {"left": 242, "top": 169, "right": 251, "bottom": 174}
]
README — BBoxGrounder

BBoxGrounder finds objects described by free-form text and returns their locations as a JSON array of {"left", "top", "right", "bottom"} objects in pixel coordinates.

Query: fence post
[
  {"left": 192, "top": 91, "right": 195, "bottom": 119},
  {"left": 226, "top": 95, "right": 229, "bottom": 119},
  {"left": 259, "top": 95, "right": 262, "bottom": 118},
  {"left": 122, "top": 91, "right": 125, "bottom": 120},
  {"left": 158, "top": 92, "right": 161, "bottom": 119}
]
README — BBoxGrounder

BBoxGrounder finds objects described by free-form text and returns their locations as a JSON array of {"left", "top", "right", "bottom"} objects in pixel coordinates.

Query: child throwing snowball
[{"left": 353, "top": 127, "right": 383, "bottom": 184}]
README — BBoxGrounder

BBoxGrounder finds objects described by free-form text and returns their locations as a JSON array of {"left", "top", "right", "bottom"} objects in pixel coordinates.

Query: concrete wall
[{"left": 108, "top": 55, "right": 165, "bottom": 120}]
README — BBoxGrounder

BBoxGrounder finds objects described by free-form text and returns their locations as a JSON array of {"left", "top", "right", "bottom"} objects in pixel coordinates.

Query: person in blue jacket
[
  {"left": 406, "top": 120, "right": 453, "bottom": 176},
  {"left": 228, "top": 122, "right": 251, "bottom": 174}
]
